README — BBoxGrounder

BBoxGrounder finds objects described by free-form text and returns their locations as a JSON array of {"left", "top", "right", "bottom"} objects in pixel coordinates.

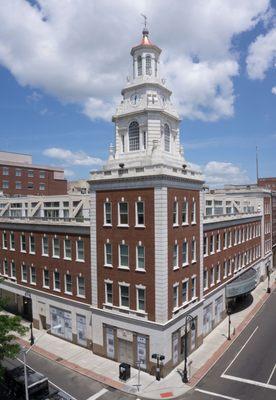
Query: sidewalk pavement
[{"left": 12, "top": 271, "right": 276, "bottom": 400}]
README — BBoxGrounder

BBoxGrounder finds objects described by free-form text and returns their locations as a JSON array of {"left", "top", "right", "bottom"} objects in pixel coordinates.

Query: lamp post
[
  {"left": 227, "top": 305, "right": 232, "bottom": 340},
  {"left": 182, "top": 315, "right": 196, "bottom": 383},
  {"left": 151, "top": 353, "right": 165, "bottom": 381},
  {"left": 266, "top": 260, "right": 271, "bottom": 294}
]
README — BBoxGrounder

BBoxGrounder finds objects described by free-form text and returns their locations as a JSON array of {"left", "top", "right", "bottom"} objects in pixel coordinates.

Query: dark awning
[{"left": 226, "top": 268, "right": 258, "bottom": 298}]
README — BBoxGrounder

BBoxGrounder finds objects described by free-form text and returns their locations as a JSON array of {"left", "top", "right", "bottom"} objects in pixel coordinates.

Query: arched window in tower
[
  {"left": 164, "top": 124, "right": 170, "bottom": 152},
  {"left": 146, "top": 55, "right": 152, "bottom": 75},
  {"left": 137, "top": 56, "right": 142, "bottom": 76},
  {"left": 129, "top": 121, "right": 140, "bottom": 151}
]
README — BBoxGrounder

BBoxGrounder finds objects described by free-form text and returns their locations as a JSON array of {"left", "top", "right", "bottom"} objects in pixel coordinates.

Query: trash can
[{"left": 119, "top": 363, "right": 131, "bottom": 381}]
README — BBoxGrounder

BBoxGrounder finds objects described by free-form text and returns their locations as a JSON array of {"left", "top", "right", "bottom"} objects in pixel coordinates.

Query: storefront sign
[{"left": 117, "top": 328, "right": 133, "bottom": 342}]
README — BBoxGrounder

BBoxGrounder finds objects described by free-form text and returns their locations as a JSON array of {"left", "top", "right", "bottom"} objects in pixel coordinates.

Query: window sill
[
  {"left": 118, "top": 266, "right": 130, "bottom": 270},
  {"left": 2, "top": 247, "right": 8, "bottom": 250},
  {"left": 52, "top": 255, "right": 60, "bottom": 259},
  {"left": 216, "top": 280, "right": 221, "bottom": 284},
  {"left": 53, "top": 288, "right": 61, "bottom": 292},
  {"left": 135, "top": 268, "right": 146, "bottom": 273},
  {"left": 104, "top": 264, "right": 113, "bottom": 268},
  {"left": 203, "top": 286, "right": 208, "bottom": 292},
  {"left": 9, "top": 248, "right": 15, "bottom": 252},
  {"left": 182, "top": 223, "right": 189, "bottom": 226},
  {"left": 135, "top": 225, "right": 146, "bottom": 228},
  {"left": 30, "top": 282, "right": 36, "bottom": 286},
  {"left": 77, "top": 294, "right": 86, "bottom": 299},
  {"left": 203, "top": 254, "right": 208, "bottom": 258},
  {"left": 42, "top": 254, "right": 49, "bottom": 257},
  {"left": 43, "top": 285, "right": 50, "bottom": 289},
  {"left": 29, "top": 252, "right": 36, "bottom": 255},
  {"left": 64, "top": 257, "right": 72, "bottom": 261},
  {"left": 21, "top": 250, "right": 26, "bottom": 253},
  {"left": 191, "top": 260, "right": 197, "bottom": 264},
  {"left": 64, "top": 291, "right": 73, "bottom": 296},
  {"left": 210, "top": 283, "right": 215, "bottom": 287},
  {"left": 191, "top": 222, "right": 197, "bottom": 225},
  {"left": 21, "top": 280, "right": 27, "bottom": 283},
  {"left": 76, "top": 259, "right": 85, "bottom": 263},
  {"left": 173, "top": 224, "right": 179, "bottom": 228},
  {"left": 117, "top": 224, "right": 129, "bottom": 228},
  {"left": 173, "top": 266, "right": 179, "bottom": 271},
  {"left": 103, "top": 224, "right": 112, "bottom": 227}
]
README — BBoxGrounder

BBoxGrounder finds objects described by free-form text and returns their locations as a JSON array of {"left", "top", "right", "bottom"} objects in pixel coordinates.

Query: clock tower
[{"left": 107, "top": 26, "right": 185, "bottom": 169}]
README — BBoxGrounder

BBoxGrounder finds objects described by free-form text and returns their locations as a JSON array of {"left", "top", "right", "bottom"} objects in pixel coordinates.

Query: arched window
[
  {"left": 164, "top": 124, "right": 170, "bottom": 152},
  {"left": 129, "top": 121, "right": 140, "bottom": 151},
  {"left": 137, "top": 56, "right": 142, "bottom": 76},
  {"left": 146, "top": 55, "right": 152, "bottom": 75}
]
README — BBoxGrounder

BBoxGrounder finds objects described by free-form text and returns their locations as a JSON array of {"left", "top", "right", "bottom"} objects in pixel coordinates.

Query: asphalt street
[
  {"left": 18, "top": 350, "right": 136, "bottom": 400},
  {"left": 185, "top": 290, "right": 276, "bottom": 400}
]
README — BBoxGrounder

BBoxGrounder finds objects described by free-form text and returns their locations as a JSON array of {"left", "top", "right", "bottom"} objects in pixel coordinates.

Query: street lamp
[
  {"left": 182, "top": 315, "right": 196, "bottom": 383},
  {"left": 266, "top": 260, "right": 271, "bottom": 294},
  {"left": 227, "top": 305, "right": 232, "bottom": 340},
  {"left": 23, "top": 324, "right": 61, "bottom": 400},
  {"left": 151, "top": 353, "right": 165, "bottom": 381}
]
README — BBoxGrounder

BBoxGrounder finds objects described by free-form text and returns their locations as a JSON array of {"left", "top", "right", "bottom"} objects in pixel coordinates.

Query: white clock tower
[{"left": 106, "top": 26, "right": 186, "bottom": 170}]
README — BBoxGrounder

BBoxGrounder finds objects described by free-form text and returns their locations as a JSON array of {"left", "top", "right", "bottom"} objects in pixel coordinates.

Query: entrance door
[{"left": 118, "top": 339, "right": 133, "bottom": 365}]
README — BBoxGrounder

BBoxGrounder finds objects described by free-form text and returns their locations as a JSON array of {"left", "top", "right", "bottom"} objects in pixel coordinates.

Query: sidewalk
[{"left": 14, "top": 271, "right": 276, "bottom": 400}]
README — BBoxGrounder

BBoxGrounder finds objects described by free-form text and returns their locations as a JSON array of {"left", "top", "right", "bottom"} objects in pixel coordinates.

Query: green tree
[{"left": 0, "top": 292, "right": 28, "bottom": 377}]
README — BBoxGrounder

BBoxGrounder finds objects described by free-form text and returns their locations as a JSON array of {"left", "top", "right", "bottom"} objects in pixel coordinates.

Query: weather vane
[{"left": 141, "top": 13, "right": 147, "bottom": 29}]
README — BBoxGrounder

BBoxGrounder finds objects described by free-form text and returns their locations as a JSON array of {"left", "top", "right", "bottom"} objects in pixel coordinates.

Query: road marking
[
  {"left": 86, "top": 388, "right": 109, "bottom": 400},
  {"left": 221, "top": 374, "right": 276, "bottom": 391},
  {"left": 222, "top": 326, "right": 258, "bottom": 376},
  {"left": 195, "top": 388, "right": 240, "bottom": 399},
  {"left": 267, "top": 363, "right": 276, "bottom": 384},
  {"left": 16, "top": 357, "right": 77, "bottom": 400}
]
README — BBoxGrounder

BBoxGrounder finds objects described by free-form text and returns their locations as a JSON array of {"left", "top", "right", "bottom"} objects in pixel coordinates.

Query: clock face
[{"left": 130, "top": 93, "right": 141, "bottom": 106}]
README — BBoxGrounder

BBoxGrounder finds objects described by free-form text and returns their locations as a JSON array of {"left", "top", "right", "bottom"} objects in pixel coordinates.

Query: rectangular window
[
  {"left": 104, "top": 202, "right": 112, "bottom": 225},
  {"left": 191, "top": 200, "right": 196, "bottom": 223},
  {"left": 16, "top": 181, "right": 22, "bottom": 189},
  {"left": 216, "top": 264, "right": 221, "bottom": 282},
  {"left": 182, "top": 281, "right": 188, "bottom": 303},
  {"left": 43, "top": 269, "right": 50, "bottom": 288},
  {"left": 27, "top": 182, "right": 34, "bottom": 189},
  {"left": 173, "top": 285, "right": 179, "bottom": 309},
  {"left": 191, "top": 239, "right": 196, "bottom": 262},
  {"left": 104, "top": 243, "right": 112, "bottom": 266},
  {"left": 3, "top": 180, "right": 9, "bottom": 189},
  {"left": 54, "top": 271, "right": 60, "bottom": 290},
  {"left": 223, "top": 261, "right": 227, "bottom": 278},
  {"left": 173, "top": 201, "right": 178, "bottom": 225},
  {"left": 119, "top": 244, "right": 129, "bottom": 268},
  {"left": 42, "top": 236, "right": 49, "bottom": 256},
  {"left": 228, "top": 259, "right": 232, "bottom": 276},
  {"left": 137, "top": 287, "right": 146, "bottom": 311},
  {"left": 210, "top": 235, "right": 214, "bottom": 253},
  {"left": 119, "top": 202, "right": 128, "bottom": 225},
  {"left": 105, "top": 282, "right": 113, "bottom": 304},
  {"left": 136, "top": 245, "right": 145, "bottom": 270},
  {"left": 10, "top": 261, "right": 16, "bottom": 278},
  {"left": 28, "top": 170, "right": 34, "bottom": 177},
  {"left": 173, "top": 244, "right": 178, "bottom": 268},
  {"left": 2, "top": 232, "right": 8, "bottom": 249},
  {"left": 203, "top": 236, "right": 207, "bottom": 256},
  {"left": 182, "top": 201, "right": 188, "bottom": 224},
  {"left": 3, "top": 167, "right": 9, "bottom": 176},
  {"left": 191, "top": 277, "right": 197, "bottom": 298},
  {"left": 65, "top": 274, "right": 72, "bottom": 294},
  {"left": 136, "top": 201, "right": 145, "bottom": 226},
  {"left": 223, "top": 232, "right": 227, "bottom": 248},
  {"left": 15, "top": 169, "right": 21, "bottom": 177},
  {"left": 182, "top": 241, "right": 188, "bottom": 265},
  {"left": 211, "top": 267, "right": 215, "bottom": 285},
  {"left": 29, "top": 236, "right": 35, "bottom": 254},
  {"left": 21, "top": 264, "right": 27, "bottom": 282},
  {"left": 64, "top": 239, "right": 72, "bottom": 259},
  {"left": 4, "top": 259, "right": 9, "bottom": 275},
  {"left": 39, "top": 171, "right": 46, "bottom": 179},
  {"left": 203, "top": 270, "right": 208, "bottom": 290},
  {"left": 216, "top": 233, "right": 221, "bottom": 251},
  {"left": 76, "top": 239, "right": 85, "bottom": 261},
  {"left": 30, "top": 266, "right": 36, "bottom": 285},
  {"left": 120, "top": 285, "right": 130, "bottom": 308},
  {"left": 39, "top": 183, "right": 45, "bottom": 191},
  {"left": 77, "top": 276, "right": 85, "bottom": 297},
  {"left": 52, "top": 238, "right": 60, "bottom": 258},
  {"left": 20, "top": 234, "right": 26, "bottom": 252}
]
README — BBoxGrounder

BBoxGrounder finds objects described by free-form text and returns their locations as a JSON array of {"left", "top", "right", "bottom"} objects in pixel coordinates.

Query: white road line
[
  {"left": 267, "top": 363, "right": 276, "bottom": 384},
  {"left": 221, "top": 374, "right": 276, "bottom": 391},
  {"left": 16, "top": 357, "right": 77, "bottom": 400},
  {"left": 195, "top": 388, "right": 240, "bottom": 400},
  {"left": 85, "top": 388, "right": 109, "bottom": 400},
  {"left": 222, "top": 326, "right": 258, "bottom": 376}
]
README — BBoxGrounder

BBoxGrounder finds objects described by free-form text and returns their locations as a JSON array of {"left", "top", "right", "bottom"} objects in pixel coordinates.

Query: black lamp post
[
  {"left": 29, "top": 322, "right": 35, "bottom": 346},
  {"left": 266, "top": 260, "right": 271, "bottom": 294},
  {"left": 227, "top": 305, "right": 231, "bottom": 340},
  {"left": 152, "top": 353, "right": 165, "bottom": 381},
  {"left": 182, "top": 315, "right": 196, "bottom": 383}
]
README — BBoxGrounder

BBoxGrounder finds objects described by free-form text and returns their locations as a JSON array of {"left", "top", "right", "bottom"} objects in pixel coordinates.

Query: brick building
[
  {"left": 0, "top": 28, "right": 273, "bottom": 376},
  {"left": 0, "top": 151, "right": 67, "bottom": 196}
]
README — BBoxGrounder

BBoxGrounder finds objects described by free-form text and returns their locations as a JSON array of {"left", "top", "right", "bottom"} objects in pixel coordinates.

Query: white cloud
[
  {"left": 64, "top": 169, "right": 75, "bottom": 178},
  {"left": 43, "top": 147, "right": 104, "bottom": 166},
  {"left": 272, "top": 86, "right": 276, "bottom": 94},
  {"left": 246, "top": 27, "right": 276, "bottom": 79},
  {"left": 203, "top": 161, "right": 250, "bottom": 186},
  {"left": 0, "top": 0, "right": 272, "bottom": 121}
]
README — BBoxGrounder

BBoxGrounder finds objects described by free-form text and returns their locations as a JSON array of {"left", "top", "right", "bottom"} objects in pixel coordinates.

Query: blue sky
[{"left": 0, "top": 0, "right": 275, "bottom": 185}]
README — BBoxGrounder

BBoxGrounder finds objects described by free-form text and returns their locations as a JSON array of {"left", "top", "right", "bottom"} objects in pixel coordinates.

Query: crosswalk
[{"left": 85, "top": 388, "right": 109, "bottom": 400}]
